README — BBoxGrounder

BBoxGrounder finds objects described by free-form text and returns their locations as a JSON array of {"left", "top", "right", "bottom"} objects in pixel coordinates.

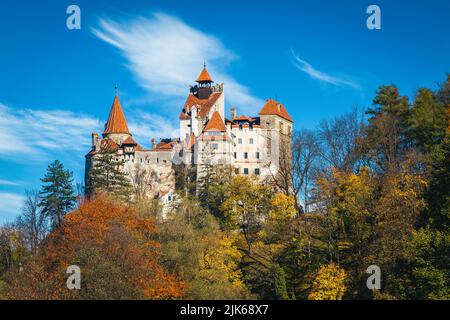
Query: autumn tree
[
  {"left": 6, "top": 195, "right": 184, "bottom": 299},
  {"left": 157, "top": 198, "right": 251, "bottom": 299},
  {"left": 308, "top": 263, "right": 347, "bottom": 300}
]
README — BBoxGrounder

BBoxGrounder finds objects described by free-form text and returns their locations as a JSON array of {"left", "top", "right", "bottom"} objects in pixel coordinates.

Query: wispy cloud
[
  {"left": 291, "top": 50, "right": 360, "bottom": 89},
  {"left": 92, "top": 12, "right": 264, "bottom": 114},
  {"left": 0, "top": 179, "right": 21, "bottom": 186},
  {"left": 0, "top": 102, "right": 178, "bottom": 161},
  {"left": 0, "top": 192, "right": 25, "bottom": 222},
  {"left": 0, "top": 103, "right": 102, "bottom": 160}
]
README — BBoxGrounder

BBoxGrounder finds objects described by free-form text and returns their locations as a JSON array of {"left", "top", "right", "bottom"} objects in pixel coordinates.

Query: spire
[
  {"left": 203, "top": 111, "right": 226, "bottom": 132},
  {"left": 103, "top": 92, "right": 130, "bottom": 136},
  {"left": 196, "top": 64, "right": 213, "bottom": 83}
]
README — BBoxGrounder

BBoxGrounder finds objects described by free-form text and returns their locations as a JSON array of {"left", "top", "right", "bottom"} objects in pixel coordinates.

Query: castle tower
[
  {"left": 102, "top": 93, "right": 131, "bottom": 145},
  {"left": 195, "top": 63, "right": 214, "bottom": 100}
]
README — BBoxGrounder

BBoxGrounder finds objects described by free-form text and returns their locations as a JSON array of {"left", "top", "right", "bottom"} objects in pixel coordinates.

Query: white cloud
[
  {"left": 92, "top": 12, "right": 264, "bottom": 114},
  {"left": 291, "top": 50, "right": 360, "bottom": 89},
  {"left": 0, "top": 102, "right": 178, "bottom": 160},
  {"left": 0, "top": 103, "right": 102, "bottom": 160},
  {"left": 0, "top": 179, "right": 20, "bottom": 186},
  {"left": 0, "top": 192, "right": 25, "bottom": 223}
]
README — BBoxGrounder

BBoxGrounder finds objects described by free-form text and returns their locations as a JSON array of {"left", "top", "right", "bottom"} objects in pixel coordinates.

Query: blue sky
[{"left": 0, "top": 0, "right": 449, "bottom": 221}]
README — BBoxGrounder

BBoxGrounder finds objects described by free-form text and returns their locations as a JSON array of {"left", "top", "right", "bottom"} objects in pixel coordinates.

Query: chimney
[
  {"left": 277, "top": 104, "right": 281, "bottom": 112},
  {"left": 230, "top": 107, "right": 236, "bottom": 120},
  {"left": 92, "top": 132, "right": 99, "bottom": 148},
  {"left": 151, "top": 138, "right": 156, "bottom": 149}
]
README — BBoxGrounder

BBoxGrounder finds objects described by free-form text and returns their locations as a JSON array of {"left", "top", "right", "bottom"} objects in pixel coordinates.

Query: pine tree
[
  {"left": 87, "top": 148, "right": 132, "bottom": 200},
  {"left": 38, "top": 160, "right": 76, "bottom": 228}
]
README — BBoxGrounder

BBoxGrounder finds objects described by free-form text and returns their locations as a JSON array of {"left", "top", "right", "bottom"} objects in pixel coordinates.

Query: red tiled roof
[
  {"left": 203, "top": 111, "right": 226, "bottom": 132},
  {"left": 122, "top": 136, "right": 137, "bottom": 145},
  {"left": 103, "top": 95, "right": 131, "bottom": 135},
  {"left": 259, "top": 99, "right": 293, "bottom": 122},
  {"left": 196, "top": 67, "right": 213, "bottom": 82},
  {"left": 153, "top": 139, "right": 178, "bottom": 150},
  {"left": 198, "top": 92, "right": 221, "bottom": 118},
  {"left": 100, "top": 138, "right": 120, "bottom": 152},
  {"left": 234, "top": 115, "right": 255, "bottom": 122},
  {"left": 179, "top": 92, "right": 222, "bottom": 120}
]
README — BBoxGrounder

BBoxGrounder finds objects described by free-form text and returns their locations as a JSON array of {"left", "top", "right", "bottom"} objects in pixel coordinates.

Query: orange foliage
[{"left": 8, "top": 195, "right": 185, "bottom": 300}]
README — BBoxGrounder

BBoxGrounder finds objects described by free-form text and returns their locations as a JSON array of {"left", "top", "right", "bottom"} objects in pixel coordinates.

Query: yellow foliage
[
  {"left": 308, "top": 263, "right": 347, "bottom": 300},
  {"left": 268, "top": 193, "right": 296, "bottom": 221}
]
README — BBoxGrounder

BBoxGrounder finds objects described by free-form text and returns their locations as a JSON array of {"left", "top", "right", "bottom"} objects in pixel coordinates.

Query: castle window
[
  {"left": 243, "top": 168, "right": 249, "bottom": 175},
  {"left": 239, "top": 125, "right": 243, "bottom": 131},
  {"left": 238, "top": 138, "right": 242, "bottom": 144},
  {"left": 212, "top": 143, "right": 218, "bottom": 150},
  {"left": 234, "top": 152, "right": 237, "bottom": 159},
  {"left": 244, "top": 152, "right": 248, "bottom": 159},
  {"left": 235, "top": 168, "right": 239, "bottom": 174},
  {"left": 249, "top": 138, "right": 254, "bottom": 144},
  {"left": 255, "top": 168, "right": 260, "bottom": 175},
  {"left": 157, "top": 158, "right": 159, "bottom": 163},
  {"left": 256, "top": 152, "right": 260, "bottom": 159}
]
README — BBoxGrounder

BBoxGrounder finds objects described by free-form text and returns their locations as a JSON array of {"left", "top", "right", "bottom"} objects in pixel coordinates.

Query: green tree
[
  {"left": 273, "top": 264, "right": 289, "bottom": 300},
  {"left": 365, "top": 85, "right": 411, "bottom": 171},
  {"left": 157, "top": 198, "right": 252, "bottom": 299},
  {"left": 87, "top": 147, "right": 132, "bottom": 200},
  {"left": 39, "top": 160, "right": 76, "bottom": 228},
  {"left": 198, "top": 165, "right": 233, "bottom": 223},
  {"left": 410, "top": 88, "right": 447, "bottom": 152}
]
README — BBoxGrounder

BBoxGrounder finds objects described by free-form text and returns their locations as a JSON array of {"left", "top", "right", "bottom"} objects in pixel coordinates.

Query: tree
[
  {"left": 409, "top": 88, "right": 447, "bottom": 152},
  {"left": 157, "top": 198, "right": 252, "bottom": 299},
  {"left": 317, "top": 108, "right": 365, "bottom": 172},
  {"left": 273, "top": 264, "right": 289, "bottom": 300},
  {"left": 39, "top": 160, "right": 76, "bottom": 228},
  {"left": 272, "top": 129, "right": 319, "bottom": 213},
  {"left": 6, "top": 195, "right": 184, "bottom": 299},
  {"left": 308, "top": 263, "right": 347, "bottom": 300},
  {"left": 198, "top": 165, "right": 233, "bottom": 223},
  {"left": 16, "top": 190, "right": 49, "bottom": 253},
  {"left": 365, "top": 85, "right": 411, "bottom": 171},
  {"left": 221, "top": 176, "right": 272, "bottom": 254},
  {"left": 87, "top": 147, "right": 132, "bottom": 200}
]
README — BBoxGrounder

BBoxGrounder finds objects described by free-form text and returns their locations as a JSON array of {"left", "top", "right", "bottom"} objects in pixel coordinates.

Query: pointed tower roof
[
  {"left": 103, "top": 95, "right": 130, "bottom": 135},
  {"left": 203, "top": 111, "right": 227, "bottom": 132},
  {"left": 196, "top": 65, "right": 213, "bottom": 83}
]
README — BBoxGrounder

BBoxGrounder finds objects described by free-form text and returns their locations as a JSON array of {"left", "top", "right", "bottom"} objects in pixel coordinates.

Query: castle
[{"left": 85, "top": 66, "right": 293, "bottom": 205}]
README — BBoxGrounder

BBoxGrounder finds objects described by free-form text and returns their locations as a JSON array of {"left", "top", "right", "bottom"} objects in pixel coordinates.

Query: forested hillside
[{"left": 1, "top": 75, "right": 448, "bottom": 300}]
